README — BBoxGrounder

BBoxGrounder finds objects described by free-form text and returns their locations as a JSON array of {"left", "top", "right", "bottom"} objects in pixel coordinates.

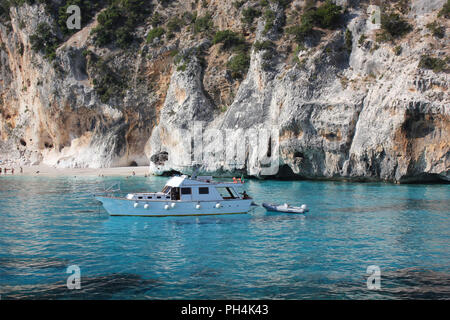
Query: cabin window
[
  {"left": 162, "top": 186, "right": 171, "bottom": 193},
  {"left": 138, "top": 196, "right": 143, "bottom": 199},
  {"left": 157, "top": 196, "right": 161, "bottom": 199},
  {"left": 199, "top": 187, "right": 209, "bottom": 194},
  {"left": 147, "top": 196, "right": 152, "bottom": 199},
  {"left": 181, "top": 188, "right": 192, "bottom": 195}
]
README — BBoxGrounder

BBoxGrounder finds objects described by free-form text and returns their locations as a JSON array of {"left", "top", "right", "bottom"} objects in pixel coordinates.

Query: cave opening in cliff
[
  {"left": 276, "top": 165, "right": 303, "bottom": 180},
  {"left": 129, "top": 161, "right": 138, "bottom": 167},
  {"left": 293, "top": 151, "right": 304, "bottom": 158},
  {"left": 20, "top": 139, "right": 27, "bottom": 147}
]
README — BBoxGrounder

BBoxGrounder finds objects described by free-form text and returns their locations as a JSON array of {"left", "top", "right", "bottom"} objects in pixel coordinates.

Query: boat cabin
[{"left": 126, "top": 175, "right": 249, "bottom": 202}]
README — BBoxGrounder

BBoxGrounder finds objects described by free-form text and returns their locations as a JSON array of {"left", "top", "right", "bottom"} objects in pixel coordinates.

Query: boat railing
[{"left": 102, "top": 182, "right": 121, "bottom": 196}]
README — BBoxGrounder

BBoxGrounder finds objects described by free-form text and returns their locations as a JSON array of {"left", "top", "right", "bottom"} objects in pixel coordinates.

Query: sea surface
[{"left": 0, "top": 176, "right": 449, "bottom": 300}]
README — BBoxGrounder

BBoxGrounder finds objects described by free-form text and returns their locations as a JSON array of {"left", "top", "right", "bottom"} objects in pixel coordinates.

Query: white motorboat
[{"left": 95, "top": 175, "right": 253, "bottom": 217}]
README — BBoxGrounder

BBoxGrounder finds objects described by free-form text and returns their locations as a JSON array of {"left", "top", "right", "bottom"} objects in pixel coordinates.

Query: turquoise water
[{"left": 0, "top": 176, "right": 449, "bottom": 299}]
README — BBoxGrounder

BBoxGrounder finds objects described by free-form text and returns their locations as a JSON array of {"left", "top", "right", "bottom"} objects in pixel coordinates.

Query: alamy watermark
[
  {"left": 66, "top": 5, "right": 81, "bottom": 30},
  {"left": 366, "top": 265, "right": 381, "bottom": 290},
  {"left": 154, "top": 122, "right": 280, "bottom": 176},
  {"left": 367, "top": 5, "right": 381, "bottom": 30},
  {"left": 66, "top": 265, "right": 81, "bottom": 290}
]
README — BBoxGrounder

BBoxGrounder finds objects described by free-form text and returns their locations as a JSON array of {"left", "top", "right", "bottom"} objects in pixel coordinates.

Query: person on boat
[
  {"left": 233, "top": 177, "right": 237, "bottom": 183},
  {"left": 242, "top": 191, "right": 250, "bottom": 199}
]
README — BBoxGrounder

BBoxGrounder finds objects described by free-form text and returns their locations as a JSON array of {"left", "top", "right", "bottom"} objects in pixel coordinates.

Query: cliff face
[{"left": 0, "top": 0, "right": 449, "bottom": 182}]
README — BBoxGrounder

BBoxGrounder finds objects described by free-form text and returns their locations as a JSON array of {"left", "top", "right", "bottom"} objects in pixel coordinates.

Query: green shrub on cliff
[
  {"left": 0, "top": 2, "right": 11, "bottom": 22},
  {"left": 151, "top": 12, "right": 163, "bottom": 27},
  {"left": 270, "top": 0, "right": 291, "bottom": 8},
  {"left": 213, "top": 30, "right": 246, "bottom": 51},
  {"left": 438, "top": 0, "right": 450, "bottom": 18},
  {"left": 233, "top": 1, "right": 247, "bottom": 9},
  {"left": 344, "top": 28, "right": 353, "bottom": 53},
  {"left": 253, "top": 40, "right": 274, "bottom": 51},
  {"left": 377, "top": 13, "right": 412, "bottom": 42},
  {"left": 310, "top": 0, "right": 343, "bottom": 29},
  {"left": 263, "top": 9, "right": 276, "bottom": 34},
  {"left": 227, "top": 52, "right": 250, "bottom": 79},
  {"left": 89, "top": 54, "right": 127, "bottom": 103},
  {"left": 286, "top": 22, "right": 312, "bottom": 43},
  {"left": 91, "top": 0, "right": 152, "bottom": 48},
  {"left": 30, "top": 22, "right": 59, "bottom": 61},
  {"left": 167, "top": 17, "right": 184, "bottom": 33},
  {"left": 193, "top": 13, "right": 213, "bottom": 35},
  {"left": 426, "top": 21, "right": 445, "bottom": 39},
  {"left": 92, "top": 5, "right": 122, "bottom": 46},
  {"left": 146, "top": 27, "right": 165, "bottom": 44},
  {"left": 285, "top": 1, "right": 343, "bottom": 44},
  {"left": 418, "top": 55, "right": 448, "bottom": 73},
  {"left": 241, "top": 7, "right": 262, "bottom": 25}
]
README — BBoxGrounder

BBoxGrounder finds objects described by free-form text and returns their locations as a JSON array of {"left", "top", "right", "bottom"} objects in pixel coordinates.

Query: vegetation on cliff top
[
  {"left": 377, "top": 12, "right": 412, "bottom": 42},
  {"left": 92, "top": 0, "right": 152, "bottom": 48},
  {"left": 285, "top": 0, "right": 343, "bottom": 44},
  {"left": 4, "top": 0, "right": 447, "bottom": 100}
]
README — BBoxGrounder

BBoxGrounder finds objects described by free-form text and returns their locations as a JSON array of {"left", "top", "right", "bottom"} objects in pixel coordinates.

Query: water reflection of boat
[{"left": 96, "top": 175, "right": 253, "bottom": 217}]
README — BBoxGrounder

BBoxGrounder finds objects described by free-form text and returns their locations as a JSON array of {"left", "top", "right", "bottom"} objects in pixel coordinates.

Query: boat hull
[{"left": 95, "top": 196, "right": 253, "bottom": 217}]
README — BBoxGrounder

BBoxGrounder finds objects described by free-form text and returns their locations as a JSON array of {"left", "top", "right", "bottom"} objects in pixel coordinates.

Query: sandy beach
[{"left": 0, "top": 165, "right": 151, "bottom": 177}]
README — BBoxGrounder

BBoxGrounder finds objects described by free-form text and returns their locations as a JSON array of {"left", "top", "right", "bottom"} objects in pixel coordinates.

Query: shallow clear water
[{"left": 0, "top": 176, "right": 448, "bottom": 299}]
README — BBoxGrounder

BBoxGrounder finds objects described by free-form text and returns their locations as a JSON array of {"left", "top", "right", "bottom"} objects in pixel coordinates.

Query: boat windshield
[
  {"left": 216, "top": 187, "right": 239, "bottom": 199},
  {"left": 161, "top": 186, "right": 171, "bottom": 194}
]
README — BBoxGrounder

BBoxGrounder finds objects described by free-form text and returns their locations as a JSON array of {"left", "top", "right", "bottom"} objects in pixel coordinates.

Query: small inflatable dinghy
[{"left": 262, "top": 203, "right": 309, "bottom": 214}]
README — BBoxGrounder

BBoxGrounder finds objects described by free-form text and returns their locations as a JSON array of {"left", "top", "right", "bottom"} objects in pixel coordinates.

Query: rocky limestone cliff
[{"left": 0, "top": 0, "right": 449, "bottom": 182}]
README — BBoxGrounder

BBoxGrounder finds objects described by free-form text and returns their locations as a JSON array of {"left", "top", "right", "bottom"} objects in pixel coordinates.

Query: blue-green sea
[{"left": 0, "top": 176, "right": 449, "bottom": 299}]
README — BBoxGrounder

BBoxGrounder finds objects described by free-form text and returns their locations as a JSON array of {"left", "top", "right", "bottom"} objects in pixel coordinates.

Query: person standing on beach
[
  {"left": 20, "top": 167, "right": 23, "bottom": 174},
  {"left": 11, "top": 168, "right": 14, "bottom": 175}
]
